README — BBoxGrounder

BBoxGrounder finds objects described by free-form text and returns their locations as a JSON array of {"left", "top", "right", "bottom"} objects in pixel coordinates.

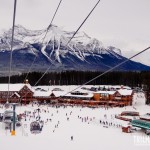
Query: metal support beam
[{"left": 11, "top": 104, "right": 16, "bottom": 136}]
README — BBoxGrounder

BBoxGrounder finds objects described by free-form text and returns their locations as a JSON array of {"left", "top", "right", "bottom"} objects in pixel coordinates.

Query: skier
[{"left": 71, "top": 136, "right": 73, "bottom": 141}]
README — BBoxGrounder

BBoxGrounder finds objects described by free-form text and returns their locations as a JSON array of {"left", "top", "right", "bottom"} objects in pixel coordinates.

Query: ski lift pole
[{"left": 11, "top": 104, "right": 16, "bottom": 136}]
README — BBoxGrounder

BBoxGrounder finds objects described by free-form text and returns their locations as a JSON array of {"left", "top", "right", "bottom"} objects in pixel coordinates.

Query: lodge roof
[
  {"left": 33, "top": 90, "right": 51, "bottom": 97},
  {"left": 11, "top": 92, "right": 21, "bottom": 98},
  {"left": 94, "top": 91, "right": 116, "bottom": 95},
  {"left": 117, "top": 89, "right": 133, "bottom": 96},
  {"left": 63, "top": 93, "right": 93, "bottom": 98},
  {"left": 0, "top": 83, "right": 33, "bottom": 92}
]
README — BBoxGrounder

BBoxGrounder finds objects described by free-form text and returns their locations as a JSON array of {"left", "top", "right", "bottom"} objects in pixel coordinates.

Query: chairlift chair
[{"left": 30, "top": 121, "right": 42, "bottom": 134}]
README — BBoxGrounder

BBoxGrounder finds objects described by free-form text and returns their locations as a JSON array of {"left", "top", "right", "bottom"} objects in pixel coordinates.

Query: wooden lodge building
[
  {"left": 0, "top": 83, "right": 134, "bottom": 106},
  {"left": 33, "top": 89, "right": 93, "bottom": 103},
  {"left": 0, "top": 83, "right": 33, "bottom": 103},
  {"left": 33, "top": 87, "right": 134, "bottom": 106},
  {"left": 93, "top": 89, "right": 134, "bottom": 106}
]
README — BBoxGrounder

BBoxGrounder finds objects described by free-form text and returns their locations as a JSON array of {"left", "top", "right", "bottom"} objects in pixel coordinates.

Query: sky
[{"left": 0, "top": 0, "right": 150, "bottom": 65}]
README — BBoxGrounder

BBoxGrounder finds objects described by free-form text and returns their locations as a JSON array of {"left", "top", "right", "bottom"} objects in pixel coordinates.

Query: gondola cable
[
  {"left": 60, "top": 46, "right": 150, "bottom": 97},
  {"left": 26, "top": 46, "right": 150, "bottom": 110},
  {"left": 20, "top": 0, "right": 150, "bottom": 106},
  {"left": 66, "top": 0, "right": 101, "bottom": 46},
  {"left": 6, "top": 0, "right": 17, "bottom": 105},
  {"left": 24, "top": 0, "right": 63, "bottom": 81},
  {"left": 29, "top": 0, "right": 102, "bottom": 87}
]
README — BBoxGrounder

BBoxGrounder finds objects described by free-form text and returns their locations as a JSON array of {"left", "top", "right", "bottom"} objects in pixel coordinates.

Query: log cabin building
[
  {"left": 33, "top": 86, "right": 134, "bottom": 106},
  {"left": 93, "top": 89, "right": 134, "bottom": 106},
  {"left": 0, "top": 83, "right": 33, "bottom": 103},
  {"left": 0, "top": 83, "right": 134, "bottom": 106},
  {"left": 33, "top": 89, "right": 93, "bottom": 103},
  {"left": 113, "top": 89, "right": 134, "bottom": 106}
]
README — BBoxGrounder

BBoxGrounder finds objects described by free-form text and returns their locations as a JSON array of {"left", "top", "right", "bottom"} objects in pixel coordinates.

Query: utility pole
[
  {"left": 11, "top": 103, "right": 17, "bottom": 136},
  {"left": 7, "top": 0, "right": 17, "bottom": 105}
]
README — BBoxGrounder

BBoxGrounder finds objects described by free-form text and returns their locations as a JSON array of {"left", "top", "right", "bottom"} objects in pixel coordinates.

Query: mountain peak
[
  {"left": 0, "top": 24, "right": 149, "bottom": 75},
  {"left": 107, "top": 46, "right": 122, "bottom": 56}
]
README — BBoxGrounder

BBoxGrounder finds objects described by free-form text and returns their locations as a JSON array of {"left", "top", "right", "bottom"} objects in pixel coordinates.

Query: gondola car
[{"left": 30, "top": 121, "right": 42, "bottom": 134}]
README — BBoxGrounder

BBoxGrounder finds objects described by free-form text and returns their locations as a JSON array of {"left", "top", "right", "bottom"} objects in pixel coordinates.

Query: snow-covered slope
[
  {"left": 0, "top": 25, "right": 119, "bottom": 55},
  {"left": 0, "top": 92, "right": 149, "bottom": 150},
  {"left": 0, "top": 25, "right": 150, "bottom": 74}
]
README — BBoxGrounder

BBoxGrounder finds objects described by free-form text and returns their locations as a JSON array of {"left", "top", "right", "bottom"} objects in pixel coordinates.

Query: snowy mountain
[{"left": 0, "top": 24, "right": 150, "bottom": 75}]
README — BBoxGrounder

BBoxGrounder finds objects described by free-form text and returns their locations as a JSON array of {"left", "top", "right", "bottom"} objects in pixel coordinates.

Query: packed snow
[{"left": 0, "top": 92, "right": 149, "bottom": 150}]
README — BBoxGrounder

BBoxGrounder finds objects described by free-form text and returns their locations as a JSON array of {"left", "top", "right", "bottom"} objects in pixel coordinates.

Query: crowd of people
[{"left": 0, "top": 102, "right": 125, "bottom": 139}]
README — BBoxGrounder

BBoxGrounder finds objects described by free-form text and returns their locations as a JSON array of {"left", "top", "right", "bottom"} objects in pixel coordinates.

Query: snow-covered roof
[
  {"left": 32, "top": 85, "right": 133, "bottom": 97},
  {"left": 33, "top": 90, "right": 51, "bottom": 97},
  {"left": 0, "top": 83, "right": 32, "bottom": 92},
  {"left": 34, "top": 90, "right": 68, "bottom": 98},
  {"left": 33, "top": 85, "right": 93, "bottom": 94},
  {"left": 94, "top": 85, "right": 131, "bottom": 90},
  {"left": 140, "top": 114, "right": 150, "bottom": 120},
  {"left": 94, "top": 89, "right": 133, "bottom": 96},
  {"left": 63, "top": 93, "right": 93, "bottom": 98},
  {"left": 94, "top": 91, "right": 116, "bottom": 95},
  {"left": 13, "top": 92, "right": 21, "bottom": 98},
  {"left": 117, "top": 89, "right": 133, "bottom": 96},
  {"left": 52, "top": 91, "right": 67, "bottom": 97}
]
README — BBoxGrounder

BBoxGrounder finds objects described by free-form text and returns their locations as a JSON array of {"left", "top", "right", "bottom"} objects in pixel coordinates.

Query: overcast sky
[{"left": 0, "top": 0, "right": 150, "bottom": 65}]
